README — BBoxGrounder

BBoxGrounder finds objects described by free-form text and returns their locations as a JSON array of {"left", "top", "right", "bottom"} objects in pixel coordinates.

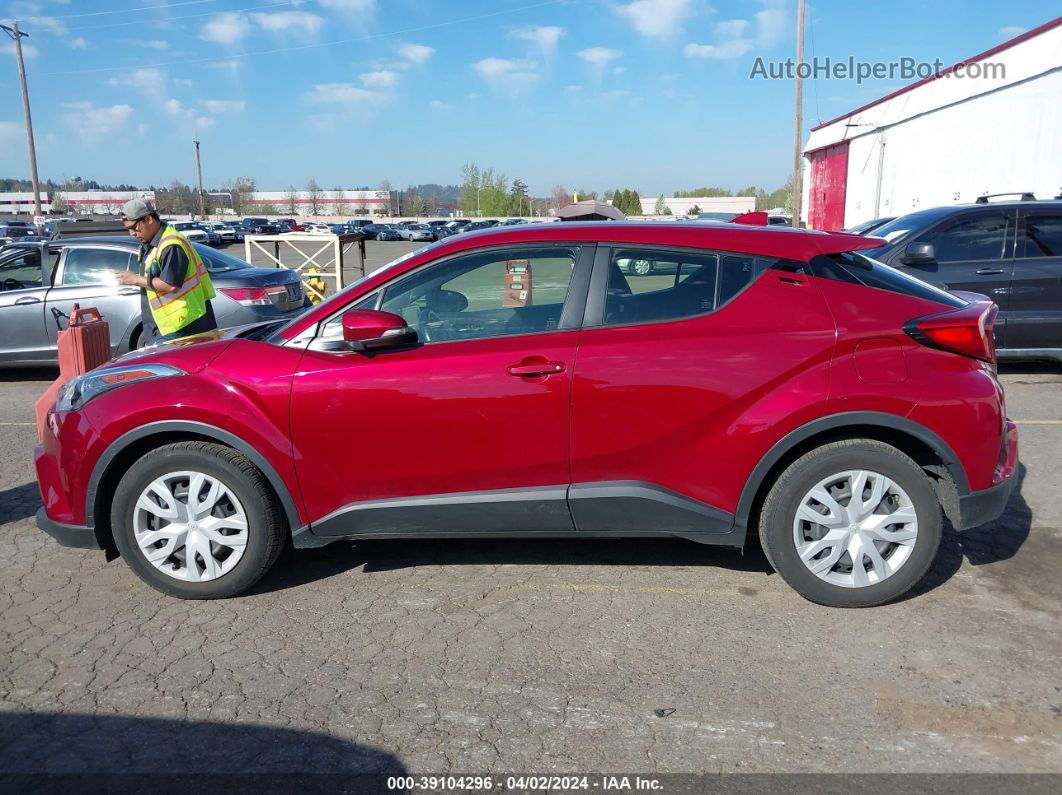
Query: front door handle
[
  {"left": 117, "top": 287, "right": 141, "bottom": 295},
  {"left": 14, "top": 296, "right": 41, "bottom": 305},
  {"left": 507, "top": 361, "right": 565, "bottom": 377},
  {"left": 976, "top": 267, "right": 1005, "bottom": 275}
]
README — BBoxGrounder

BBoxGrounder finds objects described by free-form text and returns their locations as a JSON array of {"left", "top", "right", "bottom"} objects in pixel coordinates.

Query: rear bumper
[
  {"left": 956, "top": 420, "right": 1018, "bottom": 530},
  {"left": 36, "top": 507, "right": 101, "bottom": 550}
]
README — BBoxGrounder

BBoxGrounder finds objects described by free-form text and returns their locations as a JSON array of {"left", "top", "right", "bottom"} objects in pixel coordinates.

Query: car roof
[{"left": 424, "top": 220, "right": 883, "bottom": 261}]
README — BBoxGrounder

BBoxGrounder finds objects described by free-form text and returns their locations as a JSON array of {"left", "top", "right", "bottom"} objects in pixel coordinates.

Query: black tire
[
  {"left": 110, "top": 441, "right": 287, "bottom": 599},
  {"left": 758, "top": 439, "right": 942, "bottom": 608}
]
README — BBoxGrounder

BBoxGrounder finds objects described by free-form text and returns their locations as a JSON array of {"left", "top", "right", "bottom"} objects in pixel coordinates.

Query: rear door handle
[
  {"left": 117, "top": 287, "right": 141, "bottom": 295},
  {"left": 14, "top": 296, "right": 41, "bottom": 305},
  {"left": 507, "top": 361, "right": 565, "bottom": 377},
  {"left": 976, "top": 267, "right": 1005, "bottom": 275}
]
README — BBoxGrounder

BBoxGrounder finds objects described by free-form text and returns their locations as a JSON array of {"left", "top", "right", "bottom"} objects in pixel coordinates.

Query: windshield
[{"left": 193, "top": 243, "right": 251, "bottom": 272}]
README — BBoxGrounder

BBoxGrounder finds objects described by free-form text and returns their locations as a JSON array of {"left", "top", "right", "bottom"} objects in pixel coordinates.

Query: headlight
[{"left": 56, "top": 364, "right": 186, "bottom": 412}]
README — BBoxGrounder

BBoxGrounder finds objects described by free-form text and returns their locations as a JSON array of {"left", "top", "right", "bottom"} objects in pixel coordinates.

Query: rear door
[
  {"left": 1008, "top": 208, "right": 1062, "bottom": 351},
  {"left": 896, "top": 209, "right": 1016, "bottom": 343},
  {"left": 45, "top": 245, "right": 142, "bottom": 354},
  {"left": 0, "top": 246, "right": 53, "bottom": 364}
]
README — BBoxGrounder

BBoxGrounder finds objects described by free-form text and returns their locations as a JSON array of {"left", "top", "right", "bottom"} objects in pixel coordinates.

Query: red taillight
[
  {"left": 219, "top": 287, "right": 270, "bottom": 306},
  {"left": 904, "top": 302, "right": 998, "bottom": 362}
]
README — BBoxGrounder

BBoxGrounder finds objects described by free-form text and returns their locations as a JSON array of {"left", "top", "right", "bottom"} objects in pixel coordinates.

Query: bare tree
[
  {"left": 550, "top": 185, "right": 571, "bottom": 210},
  {"left": 306, "top": 179, "right": 323, "bottom": 216},
  {"left": 284, "top": 186, "right": 298, "bottom": 216},
  {"left": 332, "top": 186, "right": 347, "bottom": 217}
]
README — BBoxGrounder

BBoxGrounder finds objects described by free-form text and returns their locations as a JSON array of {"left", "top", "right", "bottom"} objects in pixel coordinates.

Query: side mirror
[
  {"left": 341, "top": 309, "right": 417, "bottom": 352},
  {"left": 902, "top": 242, "right": 936, "bottom": 265}
]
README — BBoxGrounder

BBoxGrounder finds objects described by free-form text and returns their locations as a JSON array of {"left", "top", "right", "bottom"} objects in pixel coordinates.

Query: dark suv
[
  {"left": 859, "top": 196, "right": 1062, "bottom": 362},
  {"left": 239, "top": 217, "right": 281, "bottom": 235}
]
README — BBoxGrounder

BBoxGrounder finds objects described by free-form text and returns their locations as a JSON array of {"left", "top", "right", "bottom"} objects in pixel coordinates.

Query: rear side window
[
  {"left": 926, "top": 213, "right": 1011, "bottom": 262},
  {"left": 1021, "top": 213, "right": 1062, "bottom": 257},
  {"left": 810, "top": 252, "right": 966, "bottom": 308}
]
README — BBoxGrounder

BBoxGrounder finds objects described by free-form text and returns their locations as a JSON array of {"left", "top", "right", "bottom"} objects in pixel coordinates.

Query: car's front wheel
[
  {"left": 758, "top": 439, "right": 941, "bottom": 608},
  {"left": 110, "top": 441, "right": 287, "bottom": 599}
]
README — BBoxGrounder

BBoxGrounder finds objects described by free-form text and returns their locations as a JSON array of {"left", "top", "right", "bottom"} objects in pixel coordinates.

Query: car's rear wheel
[
  {"left": 631, "top": 259, "right": 654, "bottom": 276},
  {"left": 758, "top": 439, "right": 941, "bottom": 607},
  {"left": 110, "top": 441, "right": 287, "bottom": 599}
]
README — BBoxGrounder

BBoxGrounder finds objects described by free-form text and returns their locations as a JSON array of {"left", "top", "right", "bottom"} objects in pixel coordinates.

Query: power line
[
  {"left": 43, "top": 0, "right": 566, "bottom": 76},
  {"left": 15, "top": 1, "right": 292, "bottom": 35},
  {"left": 36, "top": 0, "right": 219, "bottom": 20}
]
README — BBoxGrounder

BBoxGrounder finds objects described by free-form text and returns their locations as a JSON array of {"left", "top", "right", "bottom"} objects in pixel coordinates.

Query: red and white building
[
  {"left": 248, "top": 190, "right": 390, "bottom": 214},
  {"left": 0, "top": 191, "right": 156, "bottom": 215},
  {"left": 801, "top": 18, "right": 1062, "bottom": 231}
]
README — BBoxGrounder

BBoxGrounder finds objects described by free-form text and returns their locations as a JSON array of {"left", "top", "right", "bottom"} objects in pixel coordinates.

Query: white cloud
[
  {"left": 510, "top": 25, "right": 565, "bottom": 55},
  {"left": 319, "top": 0, "right": 376, "bottom": 10},
  {"left": 602, "top": 90, "right": 631, "bottom": 100},
  {"left": 754, "top": 5, "right": 788, "bottom": 47},
  {"left": 62, "top": 102, "right": 134, "bottom": 146},
  {"left": 195, "top": 116, "right": 215, "bottom": 131},
  {"left": 398, "top": 43, "right": 434, "bottom": 65},
  {"left": 251, "top": 11, "right": 324, "bottom": 35},
  {"left": 564, "top": 85, "right": 583, "bottom": 94},
  {"left": 684, "top": 40, "right": 753, "bottom": 59},
  {"left": 615, "top": 0, "right": 693, "bottom": 39},
  {"left": 0, "top": 120, "right": 20, "bottom": 145},
  {"left": 22, "top": 15, "right": 67, "bottom": 35},
  {"left": 163, "top": 98, "right": 185, "bottom": 116},
  {"left": 360, "top": 70, "right": 399, "bottom": 88},
  {"left": 473, "top": 58, "right": 539, "bottom": 94},
  {"left": 174, "top": 78, "right": 193, "bottom": 88},
  {"left": 108, "top": 68, "right": 164, "bottom": 94},
  {"left": 203, "top": 99, "right": 245, "bottom": 113},
  {"left": 137, "top": 40, "right": 170, "bottom": 50},
  {"left": 137, "top": 123, "right": 149, "bottom": 137},
  {"left": 1, "top": 42, "right": 38, "bottom": 58},
  {"left": 200, "top": 12, "right": 250, "bottom": 45},
  {"left": 613, "top": 66, "right": 627, "bottom": 77},
  {"left": 999, "top": 25, "right": 1027, "bottom": 38},
  {"left": 304, "top": 82, "right": 387, "bottom": 105},
  {"left": 207, "top": 60, "right": 242, "bottom": 72},
  {"left": 69, "top": 36, "right": 87, "bottom": 50},
  {"left": 429, "top": 100, "right": 453, "bottom": 111},
  {"left": 576, "top": 47, "right": 621, "bottom": 67},
  {"left": 715, "top": 19, "right": 750, "bottom": 38}
]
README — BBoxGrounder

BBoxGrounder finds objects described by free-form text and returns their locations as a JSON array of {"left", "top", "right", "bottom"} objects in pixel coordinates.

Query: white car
[
  {"left": 205, "top": 223, "right": 237, "bottom": 244},
  {"left": 170, "top": 221, "right": 210, "bottom": 245},
  {"left": 305, "top": 223, "right": 332, "bottom": 235}
]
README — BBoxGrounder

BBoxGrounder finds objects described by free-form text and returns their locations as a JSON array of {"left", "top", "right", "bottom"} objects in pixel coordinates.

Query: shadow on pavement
[
  {"left": 0, "top": 366, "right": 58, "bottom": 383},
  {"left": 0, "top": 483, "right": 42, "bottom": 524},
  {"left": 904, "top": 461, "right": 1032, "bottom": 600},
  {"left": 997, "top": 361, "right": 1062, "bottom": 376},
  {"left": 0, "top": 711, "right": 406, "bottom": 790},
  {"left": 254, "top": 535, "right": 773, "bottom": 596}
]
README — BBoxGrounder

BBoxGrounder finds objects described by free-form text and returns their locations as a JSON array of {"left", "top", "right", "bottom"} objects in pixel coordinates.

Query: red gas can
[{"left": 35, "top": 304, "right": 112, "bottom": 442}]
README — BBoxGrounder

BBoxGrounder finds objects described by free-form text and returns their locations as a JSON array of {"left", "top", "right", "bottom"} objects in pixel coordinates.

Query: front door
[
  {"left": 808, "top": 142, "right": 850, "bottom": 231},
  {"left": 290, "top": 243, "right": 592, "bottom": 537},
  {"left": 1008, "top": 209, "right": 1062, "bottom": 351},
  {"left": 0, "top": 247, "right": 52, "bottom": 364}
]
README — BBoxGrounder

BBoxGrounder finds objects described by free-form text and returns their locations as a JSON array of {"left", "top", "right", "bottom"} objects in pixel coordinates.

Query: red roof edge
[{"left": 809, "top": 16, "right": 1062, "bottom": 132}]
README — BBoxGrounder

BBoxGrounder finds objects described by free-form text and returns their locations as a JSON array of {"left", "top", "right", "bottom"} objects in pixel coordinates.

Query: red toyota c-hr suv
[{"left": 35, "top": 222, "right": 1018, "bottom": 607}]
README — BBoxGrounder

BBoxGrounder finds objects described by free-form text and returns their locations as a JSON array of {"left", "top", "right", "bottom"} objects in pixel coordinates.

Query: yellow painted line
[{"left": 0, "top": 422, "right": 34, "bottom": 426}]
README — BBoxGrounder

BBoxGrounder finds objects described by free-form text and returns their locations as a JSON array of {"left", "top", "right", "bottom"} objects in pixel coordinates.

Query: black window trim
[{"left": 312, "top": 241, "right": 597, "bottom": 346}]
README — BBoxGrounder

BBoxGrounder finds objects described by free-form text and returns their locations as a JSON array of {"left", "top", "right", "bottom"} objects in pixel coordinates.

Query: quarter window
[
  {"left": 927, "top": 214, "right": 1010, "bottom": 262},
  {"left": 0, "top": 250, "right": 45, "bottom": 290}
]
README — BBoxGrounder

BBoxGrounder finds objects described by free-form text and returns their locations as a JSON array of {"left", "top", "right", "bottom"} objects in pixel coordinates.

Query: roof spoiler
[
  {"left": 975, "top": 192, "right": 1036, "bottom": 204},
  {"left": 728, "top": 211, "right": 769, "bottom": 226}
]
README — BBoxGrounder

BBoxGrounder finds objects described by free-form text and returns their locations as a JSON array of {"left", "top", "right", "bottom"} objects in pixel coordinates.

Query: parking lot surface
[{"left": 1, "top": 245, "right": 1060, "bottom": 776}]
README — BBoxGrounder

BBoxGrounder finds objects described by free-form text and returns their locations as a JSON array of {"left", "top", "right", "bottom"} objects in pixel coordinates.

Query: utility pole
[
  {"left": 791, "top": 0, "right": 806, "bottom": 228},
  {"left": 193, "top": 139, "right": 206, "bottom": 219},
  {"left": 2, "top": 22, "right": 42, "bottom": 217}
]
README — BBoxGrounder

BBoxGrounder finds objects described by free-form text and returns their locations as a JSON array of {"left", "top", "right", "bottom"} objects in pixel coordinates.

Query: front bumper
[{"left": 36, "top": 507, "right": 101, "bottom": 550}]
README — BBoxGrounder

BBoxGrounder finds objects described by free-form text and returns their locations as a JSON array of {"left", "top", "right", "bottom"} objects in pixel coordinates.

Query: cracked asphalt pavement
[{"left": 1, "top": 352, "right": 1060, "bottom": 777}]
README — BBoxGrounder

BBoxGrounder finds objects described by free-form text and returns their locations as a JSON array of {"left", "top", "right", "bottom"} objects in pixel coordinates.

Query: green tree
[
  {"left": 508, "top": 178, "right": 530, "bottom": 217},
  {"left": 674, "top": 187, "right": 732, "bottom": 198},
  {"left": 404, "top": 186, "right": 428, "bottom": 217},
  {"left": 688, "top": 204, "right": 702, "bottom": 215},
  {"left": 653, "top": 194, "right": 669, "bottom": 215}
]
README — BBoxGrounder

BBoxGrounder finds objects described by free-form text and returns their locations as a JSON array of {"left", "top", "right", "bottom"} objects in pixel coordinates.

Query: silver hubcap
[
  {"left": 792, "top": 469, "right": 918, "bottom": 588},
  {"left": 632, "top": 260, "right": 652, "bottom": 275},
  {"left": 133, "top": 471, "right": 249, "bottom": 582}
]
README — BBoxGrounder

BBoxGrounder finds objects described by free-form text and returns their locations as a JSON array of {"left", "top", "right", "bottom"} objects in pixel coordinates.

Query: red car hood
[{"left": 107, "top": 327, "right": 244, "bottom": 374}]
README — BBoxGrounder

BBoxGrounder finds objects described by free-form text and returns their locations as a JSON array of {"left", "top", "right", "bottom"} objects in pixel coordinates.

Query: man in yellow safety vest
[{"left": 116, "top": 198, "right": 217, "bottom": 344}]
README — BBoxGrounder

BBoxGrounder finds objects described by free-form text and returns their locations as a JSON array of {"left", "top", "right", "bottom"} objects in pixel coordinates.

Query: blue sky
[{"left": 0, "top": 0, "right": 1057, "bottom": 196}]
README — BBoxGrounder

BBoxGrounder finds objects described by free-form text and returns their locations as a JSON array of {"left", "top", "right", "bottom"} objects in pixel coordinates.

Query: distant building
[
  {"left": 0, "top": 190, "right": 156, "bottom": 215},
  {"left": 638, "top": 196, "right": 756, "bottom": 216},
  {"left": 248, "top": 190, "right": 390, "bottom": 214},
  {"left": 802, "top": 18, "right": 1061, "bottom": 230}
]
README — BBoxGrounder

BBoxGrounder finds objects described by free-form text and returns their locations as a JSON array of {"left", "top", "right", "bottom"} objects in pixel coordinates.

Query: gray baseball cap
[{"left": 121, "top": 198, "right": 155, "bottom": 220}]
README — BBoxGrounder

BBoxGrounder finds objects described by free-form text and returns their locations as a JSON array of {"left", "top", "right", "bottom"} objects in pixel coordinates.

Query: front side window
[
  {"left": 0, "top": 250, "right": 45, "bottom": 290},
  {"left": 61, "top": 248, "right": 133, "bottom": 286},
  {"left": 927, "top": 213, "right": 1010, "bottom": 262},
  {"left": 1021, "top": 213, "right": 1062, "bottom": 258},
  {"left": 324, "top": 246, "right": 579, "bottom": 344},
  {"left": 604, "top": 247, "right": 774, "bottom": 326}
]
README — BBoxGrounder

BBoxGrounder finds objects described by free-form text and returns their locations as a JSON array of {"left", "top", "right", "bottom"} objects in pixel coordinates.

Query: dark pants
[{"left": 150, "top": 302, "right": 218, "bottom": 344}]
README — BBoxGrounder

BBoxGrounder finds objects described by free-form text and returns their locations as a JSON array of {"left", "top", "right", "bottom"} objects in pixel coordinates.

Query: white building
[
  {"left": 249, "top": 190, "right": 390, "bottom": 215},
  {"left": 0, "top": 190, "right": 156, "bottom": 215},
  {"left": 802, "top": 18, "right": 1062, "bottom": 231},
  {"left": 638, "top": 196, "right": 756, "bottom": 216}
]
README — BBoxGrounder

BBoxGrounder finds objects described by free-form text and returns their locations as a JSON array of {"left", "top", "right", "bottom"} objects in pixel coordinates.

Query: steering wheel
[
  {"left": 419, "top": 309, "right": 449, "bottom": 343},
  {"left": 2, "top": 278, "right": 22, "bottom": 292}
]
